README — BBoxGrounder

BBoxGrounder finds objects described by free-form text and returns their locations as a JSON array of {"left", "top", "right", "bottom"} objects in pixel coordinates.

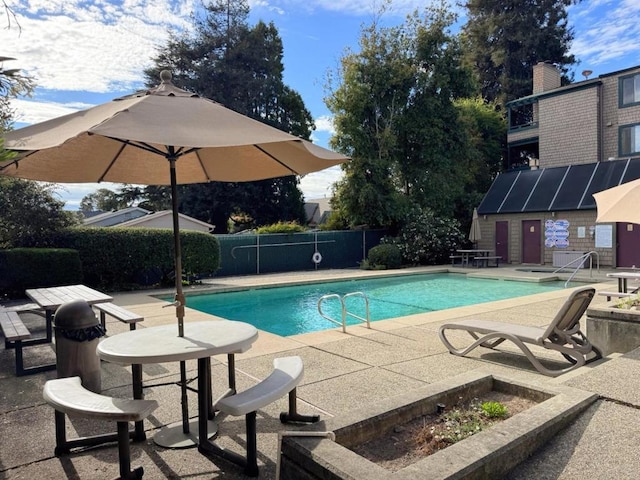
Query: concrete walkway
[{"left": 1, "top": 266, "right": 640, "bottom": 479}]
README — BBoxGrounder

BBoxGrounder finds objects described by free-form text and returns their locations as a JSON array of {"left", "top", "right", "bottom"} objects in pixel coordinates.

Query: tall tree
[
  {"left": 0, "top": 177, "right": 78, "bottom": 248},
  {"left": 144, "top": 0, "right": 311, "bottom": 233},
  {"left": 453, "top": 96, "right": 505, "bottom": 225},
  {"left": 461, "top": 0, "right": 576, "bottom": 107},
  {"left": 326, "top": 11, "right": 418, "bottom": 228},
  {"left": 79, "top": 188, "right": 127, "bottom": 212},
  {"left": 326, "top": 4, "right": 483, "bottom": 228}
]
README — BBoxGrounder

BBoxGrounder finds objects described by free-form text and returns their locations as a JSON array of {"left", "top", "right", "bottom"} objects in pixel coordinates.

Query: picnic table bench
[
  {"left": 474, "top": 255, "right": 501, "bottom": 268},
  {"left": 0, "top": 309, "right": 56, "bottom": 376},
  {"left": 449, "top": 255, "right": 464, "bottom": 267},
  {"left": 94, "top": 303, "right": 144, "bottom": 332},
  {"left": 597, "top": 291, "right": 637, "bottom": 301},
  {"left": 213, "top": 356, "right": 319, "bottom": 477},
  {"left": 43, "top": 376, "right": 158, "bottom": 479}
]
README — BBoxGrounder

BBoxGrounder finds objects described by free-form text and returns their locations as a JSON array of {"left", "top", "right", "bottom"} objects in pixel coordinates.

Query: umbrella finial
[{"left": 160, "top": 70, "right": 173, "bottom": 83}]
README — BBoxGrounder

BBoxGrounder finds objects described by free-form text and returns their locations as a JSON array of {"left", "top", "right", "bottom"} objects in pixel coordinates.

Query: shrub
[
  {"left": 481, "top": 401, "right": 508, "bottom": 418},
  {"left": 0, "top": 248, "right": 83, "bottom": 298},
  {"left": 256, "top": 221, "right": 306, "bottom": 234},
  {"left": 51, "top": 227, "right": 220, "bottom": 290},
  {"left": 366, "top": 244, "right": 402, "bottom": 269},
  {"left": 385, "top": 208, "right": 465, "bottom": 265},
  {"left": 319, "top": 211, "right": 349, "bottom": 231}
]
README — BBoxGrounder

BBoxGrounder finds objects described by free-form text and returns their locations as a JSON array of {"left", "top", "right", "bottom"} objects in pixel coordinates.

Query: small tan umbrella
[
  {"left": 469, "top": 207, "right": 481, "bottom": 247},
  {"left": 593, "top": 178, "right": 640, "bottom": 225}
]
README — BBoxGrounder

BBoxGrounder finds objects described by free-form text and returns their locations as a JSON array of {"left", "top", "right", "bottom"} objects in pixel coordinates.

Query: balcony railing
[{"left": 508, "top": 121, "right": 539, "bottom": 133}]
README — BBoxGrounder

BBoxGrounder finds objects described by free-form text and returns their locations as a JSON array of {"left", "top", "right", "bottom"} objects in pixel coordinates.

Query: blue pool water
[{"left": 180, "top": 273, "right": 568, "bottom": 336}]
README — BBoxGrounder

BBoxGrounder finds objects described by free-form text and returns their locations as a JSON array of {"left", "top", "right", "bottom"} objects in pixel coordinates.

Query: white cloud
[
  {"left": 300, "top": 165, "right": 343, "bottom": 200},
  {"left": 314, "top": 115, "right": 335, "bottom": 135},
  {"left": 3, "top": 1, "right": 196, "bottom": 93},
  {"left": 11, "top": 98, "right": 92, "bottom": 124},
  {"left": 570, "top": 0, "right": 640, "bottom": 69}
]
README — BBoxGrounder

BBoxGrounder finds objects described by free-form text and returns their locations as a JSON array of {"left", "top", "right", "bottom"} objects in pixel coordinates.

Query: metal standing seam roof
[{"left": 477, "top": 158, "right": 640, "bottom": 215}]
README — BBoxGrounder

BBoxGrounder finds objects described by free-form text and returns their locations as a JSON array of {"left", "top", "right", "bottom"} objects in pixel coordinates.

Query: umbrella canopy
[
  {"left": 1, "top": 71, "right": 349, "bottom": 337},
  {"left": 469, "top": 207, "right": 481, "bottom": 245},
  {"left": 593, "top": 178, "right": 640, "bottom": 225},
  {"left": 2, "top": 73, "right": 345, "bottom": 185}
]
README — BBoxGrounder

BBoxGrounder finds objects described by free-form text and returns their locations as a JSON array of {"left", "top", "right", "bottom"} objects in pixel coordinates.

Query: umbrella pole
[
  {"left": 169, "top": 156, "right": 186, "bottom": 337},
  {"left": 169, "top": 155, "right": 190, "bottom": 434}
]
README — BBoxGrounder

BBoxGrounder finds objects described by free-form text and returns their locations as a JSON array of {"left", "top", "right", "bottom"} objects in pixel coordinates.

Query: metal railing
[
  {"left": 317, "top": 292, "right": 370, "bottom": 333},
  {"left": 552, "top": 251, "right": 600, "bottom": 287}
]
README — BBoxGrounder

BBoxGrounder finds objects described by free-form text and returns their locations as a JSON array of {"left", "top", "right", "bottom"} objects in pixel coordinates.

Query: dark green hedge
[
  {"left": 52, "top": 227, "right": 220, "bottom": 290},
  {"left": 0, "top": 248, "right": 83, "bottom": 297}
]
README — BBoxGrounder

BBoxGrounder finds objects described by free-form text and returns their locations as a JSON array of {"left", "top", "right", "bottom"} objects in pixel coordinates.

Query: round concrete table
[{"left": 97, "top": 320, "right": 258, "bottom": 448}]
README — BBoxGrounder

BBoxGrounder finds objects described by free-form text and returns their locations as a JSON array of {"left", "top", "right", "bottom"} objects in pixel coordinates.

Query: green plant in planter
[
  {"left": 481, "top": 401, "right": 508, "bottom": 418},
  {"left": 616, "top": 294, "right": 640, "bottom": 309}
]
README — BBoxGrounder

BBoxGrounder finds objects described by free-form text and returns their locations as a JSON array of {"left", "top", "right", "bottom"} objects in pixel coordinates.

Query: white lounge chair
[{"left": 438, "top": 287, "right": 600, "bottom": 377}]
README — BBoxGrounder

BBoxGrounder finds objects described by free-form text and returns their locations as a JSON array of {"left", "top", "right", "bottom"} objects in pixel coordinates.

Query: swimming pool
[{"left": 180, "top": 273, "right": 569, "bottom": 336}]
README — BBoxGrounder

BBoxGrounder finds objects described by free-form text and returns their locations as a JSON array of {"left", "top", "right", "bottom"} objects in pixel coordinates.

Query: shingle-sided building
[{"left": 477, "top": 62, "right": 640, "bottom": 268}]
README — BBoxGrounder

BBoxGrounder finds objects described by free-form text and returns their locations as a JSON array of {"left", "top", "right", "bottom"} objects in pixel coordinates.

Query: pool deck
[{"left": 2, "top": 265, "right": 640, "bottom": 479}]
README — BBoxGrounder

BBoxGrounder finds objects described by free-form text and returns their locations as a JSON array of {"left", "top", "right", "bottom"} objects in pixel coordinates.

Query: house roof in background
[
  {"left": 117, "top": 210, "right": 214, "bottom": 231},
  {"left": 82, "top": 206, "right": 151, "bottom": 226},
  {"left": 81, "top": 210, "right": 107, "bottom": 219},
  {"left": 305, "top": 197, "right": 332, "bottom": 225}
]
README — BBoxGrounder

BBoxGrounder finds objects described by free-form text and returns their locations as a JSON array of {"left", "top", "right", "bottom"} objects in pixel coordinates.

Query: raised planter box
[
  {"left": 587, "top": 302, "right": 640, "bottom": 356},
  {"left": 279, "top": 371, "right": 596, "bottom": 480}
]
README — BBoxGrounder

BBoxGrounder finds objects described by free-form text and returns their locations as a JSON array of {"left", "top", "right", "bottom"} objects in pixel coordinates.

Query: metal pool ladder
[{"left": 317, "top": 292, "right": 371, "bottom": 333}]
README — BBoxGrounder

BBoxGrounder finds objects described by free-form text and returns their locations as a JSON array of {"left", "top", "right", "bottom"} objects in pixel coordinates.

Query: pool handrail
[
  {"left": 551, "top": 251, "right": 600, "bottom": 288},
  {"left": 317, "top": 292, "right": 371, "bottom": 333},
  {"left": 343, "top": 292, "right": 370, "bottom": 329}
]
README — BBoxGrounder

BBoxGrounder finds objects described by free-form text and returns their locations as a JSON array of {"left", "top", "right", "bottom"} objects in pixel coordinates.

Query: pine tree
[
  {"left": 461, "top": 0, "right": 576, "bottom": 107},
  {"left": 144, "top": 0, "right": 310, "bottom": 232}
]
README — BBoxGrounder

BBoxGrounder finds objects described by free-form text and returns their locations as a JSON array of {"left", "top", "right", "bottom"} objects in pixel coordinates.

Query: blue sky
[{"left": 2, "top": 0, "right": 640, "bottom": 209}]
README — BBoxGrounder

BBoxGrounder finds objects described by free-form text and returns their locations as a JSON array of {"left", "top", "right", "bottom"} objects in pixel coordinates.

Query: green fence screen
[{"left": 215, "top": 230, "right": 386, "bottom": 276}]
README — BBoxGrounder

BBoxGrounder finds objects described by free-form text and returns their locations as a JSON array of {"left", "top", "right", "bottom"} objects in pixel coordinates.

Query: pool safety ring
[{"left": 312, "top": 252, "right": 322, "bottom": 264}]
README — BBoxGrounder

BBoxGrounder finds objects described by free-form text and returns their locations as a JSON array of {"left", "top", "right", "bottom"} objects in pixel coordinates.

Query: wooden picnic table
[
  {"left": 455, "top": 249, "right": 494, "bottom": 267},
  {"left": 25, "top": 284, "right": 113, "bottom": 342}
]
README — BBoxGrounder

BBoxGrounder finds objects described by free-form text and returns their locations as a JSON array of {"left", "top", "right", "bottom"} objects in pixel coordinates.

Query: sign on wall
[
  {"left": 545, "top": 219, "right": 570, "bottom": 248},
  {"left": 595, "top": 224, "right": 613, "bottom": 248}
]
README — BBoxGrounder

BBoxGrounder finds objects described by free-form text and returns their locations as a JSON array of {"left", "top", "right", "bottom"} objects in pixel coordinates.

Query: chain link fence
[{"left": 215, "top": 230, "right": 386, "bottom": 276}]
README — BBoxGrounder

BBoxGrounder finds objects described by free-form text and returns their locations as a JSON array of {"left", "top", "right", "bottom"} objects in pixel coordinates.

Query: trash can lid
[{"left": 54, "top": 299, "right": 99, "bottom": 329}]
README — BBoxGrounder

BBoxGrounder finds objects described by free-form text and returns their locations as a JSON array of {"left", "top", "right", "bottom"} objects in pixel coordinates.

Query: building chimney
[{"left": 532, "top": 61, "right": 561, "bottom": 94}]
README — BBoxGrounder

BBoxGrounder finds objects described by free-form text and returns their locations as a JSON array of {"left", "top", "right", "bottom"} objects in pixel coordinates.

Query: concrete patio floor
[{"left": 2, "top": 266, "right": 640, "bottom": 479}]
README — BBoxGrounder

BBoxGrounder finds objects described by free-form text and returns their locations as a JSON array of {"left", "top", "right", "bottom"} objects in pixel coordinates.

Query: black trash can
[{"left": 54, "top": 300, "right": 105, "bottom": 393}]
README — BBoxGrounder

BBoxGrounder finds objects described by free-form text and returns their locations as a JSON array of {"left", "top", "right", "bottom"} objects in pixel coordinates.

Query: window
[
  {"left": 620, "top": 124, "right": 640, "bottom": 156},
  {"left": 508, "top": 103, "right": 536, "bottom": 130},
  {"left": 620, "top": 73, "right": 640, "bottom": 107}
]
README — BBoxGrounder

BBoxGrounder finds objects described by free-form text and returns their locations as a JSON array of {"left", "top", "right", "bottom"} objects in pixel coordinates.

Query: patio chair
[{"left": 438, "top": 286, "right": 601, "bottom": 377}]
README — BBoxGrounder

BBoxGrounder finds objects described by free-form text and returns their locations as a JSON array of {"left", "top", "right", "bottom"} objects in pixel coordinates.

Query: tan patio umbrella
[
  {"left": 1, "top": 71, "right": 348, "bottom": 336},
  {"left": 2, "top": 71, "right": 348, "bottom": 442},
  {"left": 593, "top": 178, "right": 640, "bottom": 225},
  {"left": 469, "top": 207, "right": 481, "bottom": 247}
]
